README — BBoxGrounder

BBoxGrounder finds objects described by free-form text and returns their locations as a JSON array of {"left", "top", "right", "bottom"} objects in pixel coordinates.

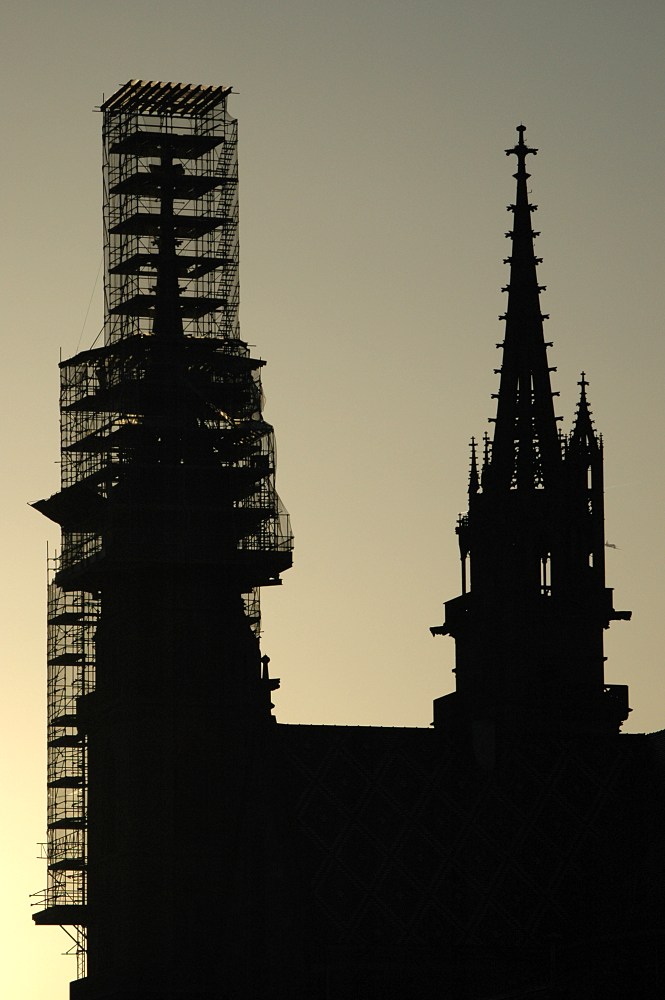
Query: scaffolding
[
  {"left": 33, "top": 81, "right": 293, "bottom": 971},
  {"left": 102, "top": 81, "right": 238, "bottom": 344},
  {"left": 35, "top": 79, "right": 292, "bottom": 612},
  {"left": 32, "top": 555, "right": 98, "bottom": 977},
  {"left": 49, "top": 328, "right": 293, "bottom": 603}
]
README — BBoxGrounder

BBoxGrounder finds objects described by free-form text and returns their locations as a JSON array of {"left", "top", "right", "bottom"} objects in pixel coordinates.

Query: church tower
[
  {"left": 33, "top": 81, "right": 293, "bottom": 999},
  {"left": 432, "top": 126, "right": 630, "bottom": 740}
]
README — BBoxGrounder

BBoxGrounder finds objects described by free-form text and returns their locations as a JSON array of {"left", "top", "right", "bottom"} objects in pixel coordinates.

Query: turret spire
[
  {"left": 570, "top": 371, "right": 598, "bottom": 453},
  {"left": 488, "top": 125, "right": 560, "bottom": 491},
  {"left": 468, "top": 437, "right": 479, "bottom": 497}
]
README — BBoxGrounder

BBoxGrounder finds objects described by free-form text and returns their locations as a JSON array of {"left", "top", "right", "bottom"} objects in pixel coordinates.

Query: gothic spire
[
  {"left": 431, "top": 124, "right": 631, "bottom": 740},
  {"left": 468, "top": 437, "right": 480, "bottom": 497},
  {"left": 488, "top": 125, "right": 560, "bottom": 491},
  {"left": 570, "top": 371, "right": 600, "bottom": 455}
]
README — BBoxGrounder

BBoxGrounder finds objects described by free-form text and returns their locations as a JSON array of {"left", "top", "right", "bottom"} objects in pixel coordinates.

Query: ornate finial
[
  {"left": 505, "top": 124, "right": 538, "bottom": 173},
  {"left": 575, "top": 373, "right": 592, "bottom": 419},
  {"left": 570, "top": 371, "right": 598, "bottom": 450},
  {"left": 577, "top": 373, "right": 592, "bottom": 413}
]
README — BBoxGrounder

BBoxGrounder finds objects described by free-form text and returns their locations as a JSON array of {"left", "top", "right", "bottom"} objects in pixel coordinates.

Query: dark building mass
[{"left": 33, "top": 81, "right": 665, "bottom": 1000}]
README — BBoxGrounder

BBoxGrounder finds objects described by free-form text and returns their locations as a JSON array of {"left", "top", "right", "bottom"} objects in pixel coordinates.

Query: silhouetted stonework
[
  {"left": 34, "top": 92, "right": 663, "bottom": 1000},
  {"left": 259, "top": 127, "right": 662, "bottom": 999}
]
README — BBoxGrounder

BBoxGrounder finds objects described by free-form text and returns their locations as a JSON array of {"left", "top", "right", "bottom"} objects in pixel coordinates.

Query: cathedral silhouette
[{"left": 33, "top": 81, "right": 665, "bottom": 1000}]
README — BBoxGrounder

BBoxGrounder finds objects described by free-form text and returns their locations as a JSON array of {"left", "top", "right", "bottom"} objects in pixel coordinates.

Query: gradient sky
[{"left": 2, "top": 1, "right": 665, "bottom": 996}]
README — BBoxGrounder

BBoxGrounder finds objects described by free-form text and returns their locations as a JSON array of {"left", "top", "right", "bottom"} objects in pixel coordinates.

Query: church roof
[{"left": 275, "top": 721, "right": 665, "bottom": 987}]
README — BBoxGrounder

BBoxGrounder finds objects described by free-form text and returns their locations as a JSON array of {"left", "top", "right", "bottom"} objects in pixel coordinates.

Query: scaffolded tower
[{"left": 33, "top": 81, "right": 292, "bottom": 995}]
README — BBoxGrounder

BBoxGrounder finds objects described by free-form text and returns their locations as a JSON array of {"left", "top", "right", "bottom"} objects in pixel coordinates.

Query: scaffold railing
[
  {"left": 102, "top": 95, "right": 238, "bottom": 344},
  {"left": 39, "top": 555, "right": 99, "bottom": 925},
  {"left": 34, "top": 80, "right": 293, "bottom": 981}
]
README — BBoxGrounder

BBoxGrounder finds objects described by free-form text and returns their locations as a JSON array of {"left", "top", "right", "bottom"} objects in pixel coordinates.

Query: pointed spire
[
  {"left": 570, "top": 372, "right": 600, "bottom": 454},
  {"left": 468, "top": 437, "right": 480, "bottom": 496},
  {"left": 487, "top": 125, "right": 560, "bottom": 491},
  {"left": 480, "top": 431, "right": 491, "bottom": 489}
]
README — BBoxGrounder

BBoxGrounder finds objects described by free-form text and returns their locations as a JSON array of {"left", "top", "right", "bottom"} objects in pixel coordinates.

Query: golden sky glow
[{"left": 2, "top": 1, "right": 665, "bottom": 996}]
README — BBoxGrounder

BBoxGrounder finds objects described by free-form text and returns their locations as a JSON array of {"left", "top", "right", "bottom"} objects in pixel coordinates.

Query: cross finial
[
  {"left": 505, "top": 123, "right": 538, "bottom": 163},
  {"left": 578, "top": 371, "right": 589, "bottom": 395}
]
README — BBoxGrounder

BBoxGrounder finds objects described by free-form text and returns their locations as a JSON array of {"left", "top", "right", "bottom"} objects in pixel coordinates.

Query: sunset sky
[{"left": 2, "top": 1, "right": 665, "bottom": 996}]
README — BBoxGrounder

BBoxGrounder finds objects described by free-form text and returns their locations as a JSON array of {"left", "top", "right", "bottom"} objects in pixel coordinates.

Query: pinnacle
[{"left": 487, "top": 126, "right": 560, "bottom": 491}]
